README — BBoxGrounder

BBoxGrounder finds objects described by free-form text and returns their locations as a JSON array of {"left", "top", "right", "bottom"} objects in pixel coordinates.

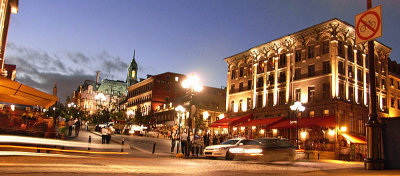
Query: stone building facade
[{"left": 224, "top": 19, "right": 393, "bottom": 155}]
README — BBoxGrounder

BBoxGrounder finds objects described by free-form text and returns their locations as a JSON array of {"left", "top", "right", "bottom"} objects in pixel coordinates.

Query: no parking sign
[{"left": 355, "top": 5, "right": 382, "bottom": 44}]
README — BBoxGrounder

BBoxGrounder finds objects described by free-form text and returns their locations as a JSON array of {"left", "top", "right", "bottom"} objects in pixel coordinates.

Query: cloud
[{"left": 5, "top": 43, "right": 129, "bottom": 103}]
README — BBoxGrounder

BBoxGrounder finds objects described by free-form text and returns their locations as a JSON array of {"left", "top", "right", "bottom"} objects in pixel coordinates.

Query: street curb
[{"left": 87, "top": 130, "right": 174, "bottom": 157}]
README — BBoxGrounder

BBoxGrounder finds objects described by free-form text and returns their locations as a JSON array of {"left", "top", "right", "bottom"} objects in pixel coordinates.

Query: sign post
[{"left": 357, "top": 1, "right": 384, "bottom": 170}]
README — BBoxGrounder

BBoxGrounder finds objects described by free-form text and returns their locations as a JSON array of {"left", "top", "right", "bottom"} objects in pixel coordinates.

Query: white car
[{"left": 204, "top": 138, "right": 254, "bottom": 160}]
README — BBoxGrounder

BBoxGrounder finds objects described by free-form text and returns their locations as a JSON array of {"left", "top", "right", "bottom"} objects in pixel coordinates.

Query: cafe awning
[
  {"left": 210, "top": 114, "right": 253, "bottom": 128},
  {"left": 267, "top": 116, "right": 336, "bottom": 129},
  {"left": 236, "top": 117, "right": 284, "bottom": 127},
  {"left": 342, "top": 133, "right": 367, "bottom": 144},
  {"left": 0, "top": 76, "right": 58, "bottom": 108}
]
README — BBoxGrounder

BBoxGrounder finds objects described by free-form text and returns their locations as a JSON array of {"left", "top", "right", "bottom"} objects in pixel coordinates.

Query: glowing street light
[
  {"left": 181, "top": 74, "right": 203, "bottom": 157},
  {"left": 290, "top": 101, "right": 305, "bottom": 149}
]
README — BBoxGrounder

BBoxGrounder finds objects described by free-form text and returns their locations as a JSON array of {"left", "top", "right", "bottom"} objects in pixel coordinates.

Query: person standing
[
  {"left": 68, "top": 119, "right": 74, "bottom": 137},
  {"left": 171, "top": 131, "right": 176, "bottom": 153},
  {"left": 101, "top": 127, "right": 107, "bottom": 144},
  {"left": 181, "top": 131, "right": 188, "bottom": 156},
  {"left": 74, "top": 119, "right": 81, "bottom": 137}
]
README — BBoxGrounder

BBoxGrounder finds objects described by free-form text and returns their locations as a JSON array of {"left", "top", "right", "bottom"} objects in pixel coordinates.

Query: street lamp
[
  {"left": 290, "top": 101, "right": 305, "bottom": 149},
  {"left": 175, "top": 105, "right": 186, "bottom": 154},
  {"left": 181, "top": 74, "right": 203, "bottom": 157}
]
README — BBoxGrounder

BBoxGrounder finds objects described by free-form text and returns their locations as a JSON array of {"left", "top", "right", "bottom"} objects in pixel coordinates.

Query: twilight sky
[{"left": 4, "top": 0, "right": 400, "bottom": 103}]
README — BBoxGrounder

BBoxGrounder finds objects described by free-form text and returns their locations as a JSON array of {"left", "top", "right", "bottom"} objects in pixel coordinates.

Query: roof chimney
[{"left": 96, "top": 71, "right": 100, "bottom": 84}]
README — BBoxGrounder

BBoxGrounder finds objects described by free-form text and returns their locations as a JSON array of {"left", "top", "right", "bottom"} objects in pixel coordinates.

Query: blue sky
[{"left": 5, "top": 0, "right": 400, "bottom": 102}]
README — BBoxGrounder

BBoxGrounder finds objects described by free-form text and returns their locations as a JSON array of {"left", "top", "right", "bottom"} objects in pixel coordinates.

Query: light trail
[{"left": 0, "top": 145, "right": 128, "bottom": 154}]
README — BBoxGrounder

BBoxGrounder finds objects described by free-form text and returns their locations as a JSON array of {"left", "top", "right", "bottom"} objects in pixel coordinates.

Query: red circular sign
[{"left": 356, "top": 11, "right": 380, "bottom": 41}]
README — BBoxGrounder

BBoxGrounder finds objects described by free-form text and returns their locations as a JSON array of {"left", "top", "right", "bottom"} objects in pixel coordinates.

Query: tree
[{"left": 134, "top": 107, "right": 149, "bottom": 126}]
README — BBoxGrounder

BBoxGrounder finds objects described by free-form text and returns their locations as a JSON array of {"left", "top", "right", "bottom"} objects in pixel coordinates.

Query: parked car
[
  {"left": 203, "top": 138, "right": 257, "bottom": 160},
  {"left": 229, "top": 138, "right": 296, "bottom": 162}
]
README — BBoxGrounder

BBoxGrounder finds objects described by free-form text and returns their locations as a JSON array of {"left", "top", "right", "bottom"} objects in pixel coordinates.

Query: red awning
[
  {"left": 237, "top": 117, "right": 284, "bottom": 127},
  {"left": 267, "top": 116, "right": 336, "bottom": 129},
  {"left": 210, "top": 114, "right": 253, "bottom": 128}
]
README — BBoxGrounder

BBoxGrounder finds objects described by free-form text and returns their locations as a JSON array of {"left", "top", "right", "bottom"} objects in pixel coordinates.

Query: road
[{"left": 0, "top": 130, "right": 399, "bottom": 175}]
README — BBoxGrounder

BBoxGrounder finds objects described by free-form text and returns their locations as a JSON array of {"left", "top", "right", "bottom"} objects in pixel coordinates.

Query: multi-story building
[
  {"left": 387, "top": 58, "right": 400, "bottom": 117},
  {"left": 73, "top": 71, "right": 127, "bottom": 114},
  {"left": 126, "top": 72, "right": 186, "bottom": 119},
  {"left": 153, "top": 86, "right": 226, "bottom": 132},
  {"left": 224, "top": 18, "right": 393, "bottom": 159}
]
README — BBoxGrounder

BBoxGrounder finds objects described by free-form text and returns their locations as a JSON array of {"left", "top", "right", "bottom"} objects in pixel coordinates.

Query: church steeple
[{"left": 126, "top": 50, "right": 138, "bottom": 87}]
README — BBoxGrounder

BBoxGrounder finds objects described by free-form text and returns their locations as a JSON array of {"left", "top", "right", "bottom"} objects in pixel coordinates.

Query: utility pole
[{"left": 364, "top": 0, "right": 384, "bottom": 170}]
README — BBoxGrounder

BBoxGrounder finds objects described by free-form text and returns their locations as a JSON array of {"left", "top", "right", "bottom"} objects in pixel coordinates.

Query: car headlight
[
  {"left": 244, "top": 149, "right": 263, "bottom": 154},
  {"left": 229, "top": 148, "right": 244, "bottom": 153}
]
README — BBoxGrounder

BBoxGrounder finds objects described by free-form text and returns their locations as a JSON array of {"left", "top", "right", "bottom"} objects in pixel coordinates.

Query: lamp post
[
  {"left": 182, "top": 74, "right": 203, "bottom": 157},
  {"left": 290, "top": 101, "right": 305, "bottom": 149},
  {"left": 175, "top": 105, "right": 186, "bottom": 154}
]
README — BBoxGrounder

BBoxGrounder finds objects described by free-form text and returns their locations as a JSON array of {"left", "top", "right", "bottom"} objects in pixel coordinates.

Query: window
[
  {"left": 279, "top": 90, "right": 285, "bottom": 105},
  {"left": 323, "top": 83, "right": 330, "bottom": 99},
  {"left": 349, "top": 86, "right": 354, "bottom": 102},
  {"left": 230, "top": 101, "right": 234, "bottom": 112},
  {"left": 239, "top": 67, "right": 244, "bottom": 77},
  {"left": 239, "top": 82, "right": 244, "bottom": 92},
  {"left": 257, "top": 95, "right": 262, "bottom": 108},
  {"left": 257, "top": 77, "right": 263, "bottom": 88},
  {"left": 295, "top": 68, "right": 301, "bottom": 80},
  {"left": 347, "top": 45, "right": 354, "bottom": 61},
  {"left": 323, "top": 109, "right": 329, "bottom": 117},
  {"left": 323, "top": 61, "right": 331, "bottom": 74},
  {"left": 258, "top": 61, "right": 264, "bottom": 73},
  {"left": 308, "top": 86, "right": 315, "bottom": 102},
  {"left": 338, "top": 41, "right": 344, "bottom": 58},
  {"left": 247, "top": 98, "right": 252, "bottom": 110},
  {"left": 308, "top": 45, "right": 315, "bottom": 58},
  {"left": 295, "top": 89, "right": 301, "bottom": 102},
  {"left": 322, "top": 41, "right": 329, "bottom": 54},
  {"left": 358, "top": 89, "right": 363, "bottom": 104},
  {"left": 397, "top": 99, "right": 400, "bottom": 110},
  {"left": 268, "top": 93, "right": 273, "bottom": 107},
  {"left": 268, "top": 74, "right": 274, "bottom": 85},
  {"left": 339, "top": 83, "right": 344, "bottom": 99},
  {"left": 348, "top": 65, "right": 354, "bottom": 78},
  {"left": 231, "top": 70, "right": 236, "bottom": 79},
  {"left": 295, "top": 50, "right": 302, "bottom": 62},
  {"left": 338, "top": 61, "right": 345, "bottom": 75},
  {"left": 308, "top": 65, "right": 315, "bottom": 77},
  {"left": 357, "top": 50, "right": 363, "bottom": 66},
  {"left": 279, "top": 54, "right": 287, "bottom": 67},
  {"left": 230, "top": 84, "right": 235, "bottom": 94},
  {"left": 391, "top": 78, "right": 394, "bottom": 87},
  {"left": 247, "top": 66, "right": 252, "bottom": 76},
  {"left": 391, "top": 96, "right": 395, "bottom": 108},
  {"left": 247, "top": 80, "right": 252, "bottom": 90},
  {"left": 382, "top": 79, "right": 385, "bottom": 89},
  {"left": 309, "top": 111, "right": 315, "bottom": 118},
  {"left": 279, "top": 72, "right": 286, "bottom": 83},
  {"left": 239, "top": 99, "right": 243, "bottom": 112},
  {"left": 358, "top": 69, "right": 363, "bottom": 82}
]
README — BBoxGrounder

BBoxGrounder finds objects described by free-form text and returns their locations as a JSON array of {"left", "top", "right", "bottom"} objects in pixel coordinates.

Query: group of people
[
  {"left": 101, "top": 126, "right": 114, "bottom": 144},
  {"left": 171, "top": 130, "right": 223, "bottom": 157},
  {"left": 67, "top": 118, "right": 81, "bottom": 137}
]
